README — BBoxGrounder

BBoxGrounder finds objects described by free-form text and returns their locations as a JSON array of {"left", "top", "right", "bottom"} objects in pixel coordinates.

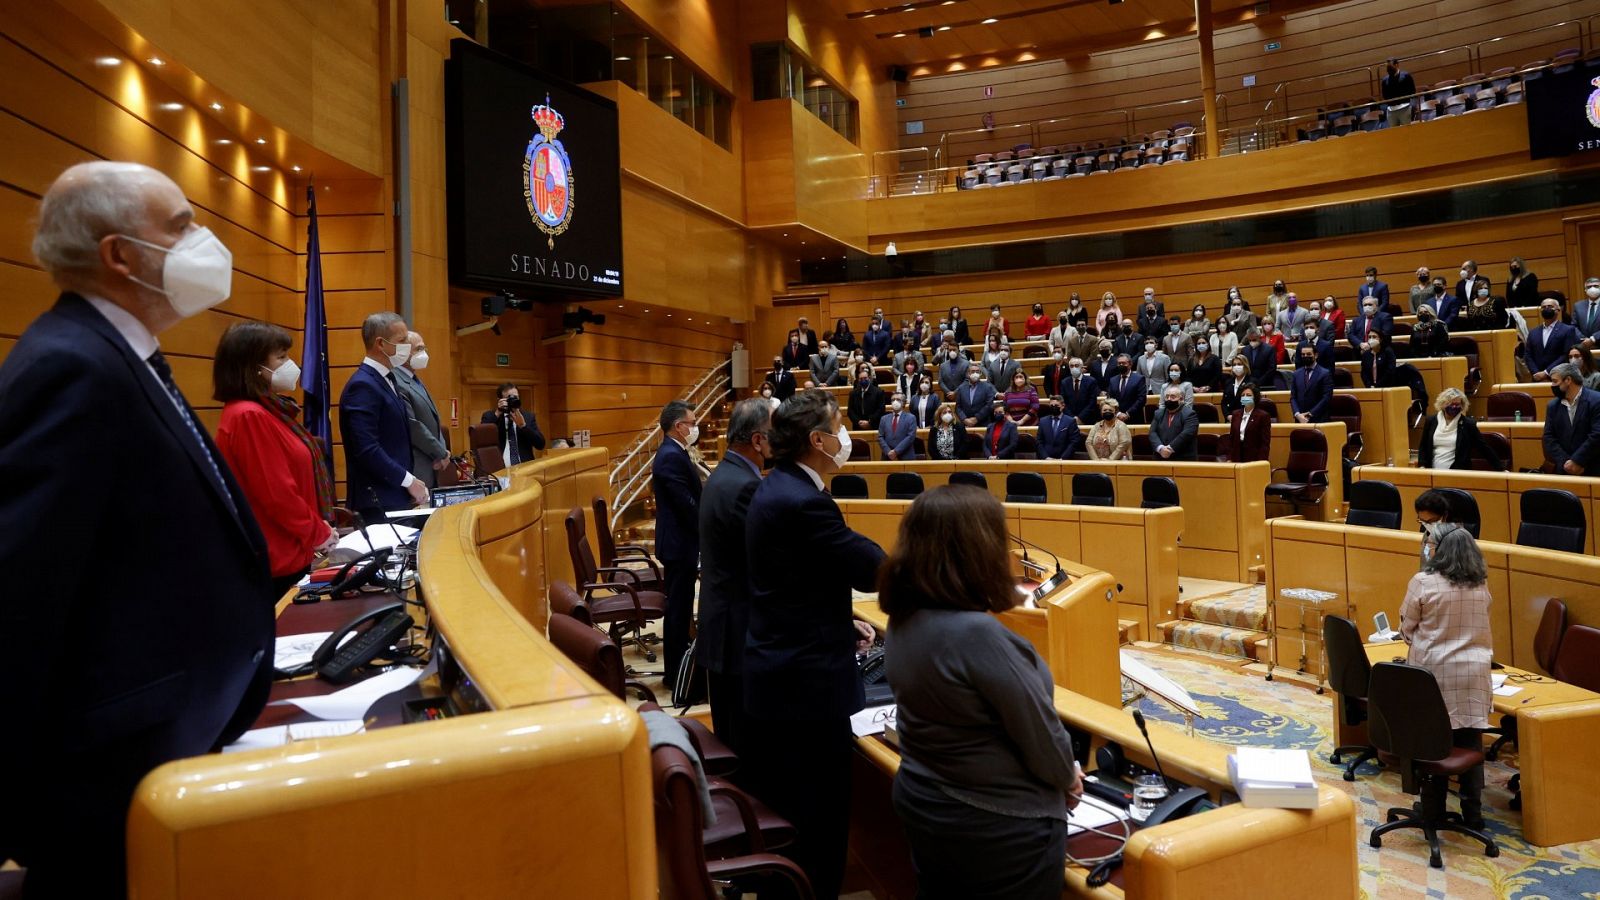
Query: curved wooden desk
[{"left": 128, "top": 449, "right": 657, "bottom": 899}]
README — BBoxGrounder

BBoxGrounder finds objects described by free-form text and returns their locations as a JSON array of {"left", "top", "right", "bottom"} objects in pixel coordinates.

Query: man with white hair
[
  {"left": 0, "top": 161, "right": 275, "bottom": 896},
  {"left": 393, "top": 329, "right": 451, "bottom": 486}
]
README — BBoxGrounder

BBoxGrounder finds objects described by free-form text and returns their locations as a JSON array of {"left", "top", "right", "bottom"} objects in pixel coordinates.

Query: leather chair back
[
  {"left": 591, "top": 496, "right": 620, "bottom": 567},
  {"left": 1130, "top": 432, "right": 1154, "bottom": 460},
  {"left": 1196, "top": 432, "right": 1222, "bottom": 461},
  {"left": 469, "top": 422, "right": 503, "bottom": 475},
  {"left": 565, "top": 507, "right": 599, "bottom": 584},
  {"left": 1552, "top": 624, "right": 1600, "bottom": 691},
  {"left": 1191, "top": 402, "right": 1221, "bottom": 423},
  {"left": 1324, "top": 616, "right": 1372, "bottom": 721},
  {"left": 885, "top": 472, "right": 924, "bottom": 500},
  {"left": 550, "top": 580, "right": 593, "bottom": 627},
  {"left": 1331, "top": 367, "right": 1355, "bottom": 389},
  {"left": 654, "top": 743, "right": 718, "bottom": 900},
  {"left": 1284, "top": 428, "right": 1329, "bottom": 482},
  {"left": 1433, "top": 487, "right": 1481, "bottom": 538},
  {"left": 1368, "top": 662, "right": 1454, "bottom": 791},
  {"left": 1255, "top": 397, "right": 1281, "bottom": 421},
  {"left": 1534, "top": 598, "right": 1568, "bottom": 674},
  {"left": 830, "top": 474, "right": 869, "bottom": 498},
  {"left": 1005, "top": 472, "right": 1048, "bottom": 504},
  {"left": 1477, "top": 432, "right": 1512, "bottom": 471},
  {"left": 1141, "top": 476, "right": 1179, "bottom": 509},
  {"left": 1516, "top": 488, "right": 1586, "bottom": 554},
  {"left": 948, "top": 471, "right": 988, "bottom": 489},
  {"left": 1071, "top": 472, "right": 1115, "bottom": 506},
  {"left": 1328, "top": 393, "right": 1362, "bottom": 437},
  {"left": 848, "top": 438, "right": 872, "bottom": 461},
  {"left": 1016, "top": 433, "right": 1039, "bottom": 458},
  {"left": 1486, "top": 391, "right": 1536, "bottom": 420},
  {"left": 548, "top": 613, "right": 626, "bottom": 699},
  {"left": 1346, "top": 480, "right": 1401, "bottom": 530}
]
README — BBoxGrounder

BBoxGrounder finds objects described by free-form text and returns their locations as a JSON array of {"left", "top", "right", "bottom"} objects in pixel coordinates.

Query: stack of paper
[{"left": 1228, "top": 747, "right": 1318, "bottom": 809}]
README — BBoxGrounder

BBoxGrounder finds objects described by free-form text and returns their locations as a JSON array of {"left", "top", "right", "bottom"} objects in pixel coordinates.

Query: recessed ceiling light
[
  {"left": 94, "top": 56, "right": 122, "bottom": 67},
  {"left": 209, "top": 102, "right": 224, "bottom": 111},
  {"left": 146, "top": 57, "right": 165, "bottom": 66},
  {"left": 255, "top": 138, "right": 267, "bottom": 144},
  {"left": 982, "top": 17, "right": 999, "bottom": 23},
  {"left": 251, "top": 165, "right": 270, "bottom": 172},
  {"left": 615, "top": 55, "right": 631, "bottom": 61},
  {"left": 938, "top": 25, "right": 951, "bottom": 31},
  {"left": 158, "top": 102, "right": 183, "bottom": 111},
  {"left": 215, "top": 139, "right": 232, "bottom": 145},
  {"left": 291, "top": 165, "right": 302, "bottom": 172},
  {"left": 892, "top": 32, "right": 907, "bottom": 37},
  {"left": 663, "top": 55, "right": 674, "bottom": 60}
]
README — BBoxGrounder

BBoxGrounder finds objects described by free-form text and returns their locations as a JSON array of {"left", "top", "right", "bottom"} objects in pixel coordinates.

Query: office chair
[
  {"left": 1433, "top": 487, "right": 1481, "bottom": 539},
  {"left": 1266, "top": 429, "right": 1329, "bottom": 515},
  {"left": 1140, "top": 476, "right": 1179, "bottom": 509},
  {"left": 1552, "top": 623, "right": 1600, "bottom": 689},
  {"left": 1345, "top": 480, "right": 1401, "bottom": 529},
  {"left": 1004, "top": 472, "right": 1048, "bottom": 503},
  {"left": 547, "top": 613, "right": 654, "bottom": 704},
  {"left": 1070, "top": 472, "right": 1115, "bottom": 506},
  {"left": 1487, "top": 598, "right": 1567, "bottom": 808},
  {"left": 1367, "top": 662, "right": 1499, "bottom": 869},
  {"left": 885, "top": 471, "right": 924, "bottom": 500},
  {"left": 1324, "top": 616, "right": 1379, "bottom": 781},
  {"left": 1327, "top": 393, "right": 1363, "bottom": 460},
  {"left": 1485, "top": 391, "right": 1535, "bottom": 421},
  {"left": 565, "top": 508, "right": 667, "bottom": 665},
  {"left": 592, "top": 496, "right": 663, "bottom": 594},
  {"left": 469, "top": 422, "right": 505, "bottom": 475},
  {"left": 949, "top": 471, "right": 988, "bottom": 489},
  {"left": 549, "top": 580, "right": 594, "bottom": 627},
  {"left": 830, "top": 474, "right": 869, "bottom": 498},
  {"left": 1515, "top": 488, "right": 1586, "bottom": 553}
]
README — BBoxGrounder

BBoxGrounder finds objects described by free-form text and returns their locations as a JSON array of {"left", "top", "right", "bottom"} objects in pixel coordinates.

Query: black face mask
[
  {"left": 1542, "top": 308, "right": 1557, "bottom": 321},
  {"left": 1101, "top": 409, "right": 1117, "bottom": 421},
  {"left": 1299, "top": 356, "right": 1316, "bottom": 367},
  {"left": 1122, "top": 324, "right": 1133, "bottom": 333},
  {"left": 1419, "top": 275, "right": 1430, "bottom": 283},
  {"left": 1119, "top": 363, "right": 1131, "bottom": 373},
  {"left": 1433, "top": 286, "right": 1445, "bottom": 296},
  {"left": 1164, "top": 399, "right": 1181, "bottom": 411},
  {"left": 1553, "top": 382, "right": 1568, "bottom": 400},
  {"left": 1512, "top": 265, "right": 1522, "bottom": 275}
]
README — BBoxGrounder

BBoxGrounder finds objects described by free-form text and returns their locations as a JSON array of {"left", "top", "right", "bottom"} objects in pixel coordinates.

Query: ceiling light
[
  {"left": 291, "top": 165, "right": 302, "bottom": 172},
  {"left": 982, "top": 17, "right": 999, "bottom": 23},
  {"left": 94, "top": 56, "right": 122, "bottom": 67},
  {"left": 938, "top": 25, "right": 951, "bottom": 31},
  {"left": 662, "top": 55, "right": 674, "bottom": 60},
  {"left": 209, "top": 102, "right": 224, "bottom": 111},
  {"left": 215, "top": 139, "right": 232, "bottom": 144},
  {"left": 251, "top": 165, "right": 270, "bottom": 172},
  {"left": 892, "top": 32, "right": 907, "bottom": 37},
  {"left": 158, "top": 102, "right": 183, "bottom": 111},
  {"left": 615, "top": 55, "right": 631, "bottom": 61},
  {"left": 255, "top": 138, "right": 267, "bottom": 144},
  {"left": 146, "top": 57, "right": 165, "bottom": 66}
]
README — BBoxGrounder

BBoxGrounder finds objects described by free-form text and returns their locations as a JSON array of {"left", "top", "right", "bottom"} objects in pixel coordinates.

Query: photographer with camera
[{"left": 481, "top": 382, "right": 546, "bottom": 465}]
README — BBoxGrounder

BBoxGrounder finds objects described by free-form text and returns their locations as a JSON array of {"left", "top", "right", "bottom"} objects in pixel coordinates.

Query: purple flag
[{"left": 301, "top": 186, "right": 334, "bottom": 475}]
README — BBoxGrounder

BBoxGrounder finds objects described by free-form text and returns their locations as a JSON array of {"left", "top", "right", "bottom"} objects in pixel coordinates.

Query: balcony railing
[{"left": 608, "top": 358, "right": 731, "bottom": 523}]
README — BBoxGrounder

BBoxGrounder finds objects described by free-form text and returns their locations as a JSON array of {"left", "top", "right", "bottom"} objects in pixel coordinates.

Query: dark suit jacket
[
  {"left": 1104, "top": 371, "right": 1148, "bottom": 424},
  {"left": 1245, "top": 343, "right": 1278, "bottom": 386},
  {"left": 947, "top": 318, "right": 972, "bottom": 346},
  {"left": 744, "top": 463, "right": 884, "bottom": 718},
  {"left": 1506, "top": 273, "right": 1540, "bottom": 310},
  {"left": 1187, "top": 354, "right": 1223, "bottom": 392},
  {"left": 1525, "top": 322, "right": 1580, "bottom": 376},
  {"left": 862, "top": 327, "right": 893, "bottom": 362},
  {"left": 1035, "top": 414, "right": 1082, "bottom": 459},
  {"left": 1360, "top": 348, "right": 1397, "bottom": 388},
  {"left": 479, "top": 407, "right": 545, "bottom": 464},
  {"left": 1060, "top": 374, "right": 1101, "bottom": 424},
  {"left": 0, "top": 294, "right": 273, "bottom": 894},
  {"left": 766, "top": 367, "right": 797, "bottom": 401},
  {"left": 878, "top": 410, "right": 918, "bottom": 459},
  {"left": 1039, "top": 362, "right": 1070, "bottom": 399},
  {"left": 1290, "top": 364, "right": 1333, "bottom": 422},
  {"left": 927, "top": 423, "right": 968, "bottom": 460},
  {"left": 1087, "top": 356, "right": 1116, "bottom": 385},
  {"left": 1221, "top": 377, "right": 1252, "bottom": 415},
  {"left": 849, "top": 381, "right": 887, "bottom": 429},
  {"left": 1223, "top": 407, "right": 1273, "bottom": 462},
  {"left": 1149, "top": 404, "right": 1200, "bottom": 460},
  {"left": 651, "top": 438, "right": 702, "bottom": 562},
  {"left": 341, "top": 361, "right": 415, "bottom": 513},
  {"left": 694, "top": 453, "right": 761, "bottom": 675},
  {"left": 982, "top": 418, "right": 1020, "bottom": 459},
  {"left": 1345, "top": 312, "right": 1393, "bottom": 344},
  {"left": 955, "top": 380, "right": 996, "bottom": 425},
  {"left": 1419, "top": 414, "right": 1503, "bottom": 470},
  {"left": 1297, "top": 337, "right": 1336, "bottom": 371},
  {"left": 394, "top": 366, "right": 448, "bottom": 487},
  {"left": 1573, "top": 299, "right": 1600, "bottom": 340},
  {"left": 908, "top": 391, "right": 941, "bottom": 428},
  {"left": 1435, "top": 293, "right": 1464, "bottom": 327},
  {"left": 1543, "top": 388, "right": 1600, "bottom": 473},
  {"left": 1355, "top": 281, "right": 1391, "bottom": 312}
]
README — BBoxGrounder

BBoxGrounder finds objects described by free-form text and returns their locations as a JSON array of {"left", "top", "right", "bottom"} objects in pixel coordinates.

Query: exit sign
[
  {"left": 495, "top": 353, "right": 510, "bottom": 367},
  {"left": 895, "top": 98, "right": 907, "bottom": 108},
  {"left": 1264, "top": 41, "right": 1282, "bottom": 51}
]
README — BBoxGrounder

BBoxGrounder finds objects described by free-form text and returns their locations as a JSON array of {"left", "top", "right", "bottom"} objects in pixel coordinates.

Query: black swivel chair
[
  {"left": 1015, "top": 433, "right": 1039, "bottom": 459},
  {"left": 1324, "top": 616, "right": 1379, "bottom": 781},
  {"left": 1070, "top": 472, "right": 1115, "bottom": 506},
  {"left": 885, "top": 472, "right": 924, "bottom": 500},
  {"left": 830, "top": 474, "right": 869, "bottom": 498},
  {"left": 1367, "top": 662, "right": 1499, "bottom": 869},
  {"left": 1140, "top": 476, "right": 1179, "bottom": 509},
  {"left": 1515, "top": 488, "right": 1586, "bottom": 553},
  {"left": 1345, "top": 479, "right": 1401, "bottom": 529},
  {"left": 948, "top": 471, "right": 988, "bottom": 489},
  {"left": 1004, "top": 472, "right": 1048, "bottom": 503},
  {"left": 1433, "top": 487, "right": 1481, "bottom": 539}
]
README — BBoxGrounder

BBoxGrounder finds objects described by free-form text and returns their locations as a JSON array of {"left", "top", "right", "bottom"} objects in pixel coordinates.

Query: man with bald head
[
  {"left": 0, "top": 161, "right": 275, "bottom": 895},
  {"left": 393, "top": 329, "right": 451, "bottom": 487}
]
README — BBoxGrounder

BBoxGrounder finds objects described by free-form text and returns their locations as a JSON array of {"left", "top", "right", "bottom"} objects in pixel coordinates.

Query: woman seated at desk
[
  {"left": 881, "top": 486, "right": 1083, "bottom": 899},
  {"left": 1400, "top": 525, "right": 1493, "bottom": 828}
]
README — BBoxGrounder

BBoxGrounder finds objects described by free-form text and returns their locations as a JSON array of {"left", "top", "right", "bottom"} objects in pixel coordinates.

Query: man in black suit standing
[
  {"left": 694, "top": 399, "right": 772, "bottom": 754},
  {"left": 653, "top": 400, "right": 703, "bottom": 690},
  {"left": 743, "top": 389, "right": 885, "bottom": 899},
  {"left": 482, "top": 382, "right": 546, "bottom": 465},
  {"left": 1150, "top": 385, "right": 1200, "bottom": 460},
  {"left": 1543, "top": 362, "right": 1600, "bottom": 476},
  {"left": 0, "top": 161, "right": 275, "bottom": 897},
  {"left": 1380, "top": 58, "right": 1416, "bottom": 102}
]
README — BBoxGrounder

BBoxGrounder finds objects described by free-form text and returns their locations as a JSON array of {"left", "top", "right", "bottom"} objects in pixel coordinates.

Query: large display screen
[
  {"left": 446, "top": 39, "right": 623, "bottom": 296},
  {"left": 1525, "top": 62, "right": 1600, "bottom": 160}
]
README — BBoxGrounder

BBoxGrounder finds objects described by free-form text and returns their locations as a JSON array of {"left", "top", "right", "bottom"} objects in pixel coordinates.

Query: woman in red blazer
[
  {"left": 1221, "top": 382, "right": 1273, "bottom": 463},
  {"left": 213, "top": 322, "right": 337, "bottom": 597}
]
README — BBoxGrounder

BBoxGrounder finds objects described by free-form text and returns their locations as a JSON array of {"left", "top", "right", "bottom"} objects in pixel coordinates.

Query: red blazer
[
  {"left": 216, "top": 399, "right": 333, "bottom": 577},
  {"left": 1223, "top": 407, "right": 1273, "bottom": 463}
]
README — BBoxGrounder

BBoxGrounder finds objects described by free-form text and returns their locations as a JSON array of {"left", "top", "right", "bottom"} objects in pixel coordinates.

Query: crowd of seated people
[{"left": 754, "top": 260, "right": 1593, "bottom": 467}]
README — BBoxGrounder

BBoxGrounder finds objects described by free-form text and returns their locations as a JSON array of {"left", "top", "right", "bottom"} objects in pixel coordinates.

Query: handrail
[
  {"left": 871, "top": 146, "right": 932, "bottom": 179},
  {"left": 610, "top": 369, "right": 731, "bottom": 521},
  {"left": 608, "top": 358, "right": 730, "bottom": 487}
]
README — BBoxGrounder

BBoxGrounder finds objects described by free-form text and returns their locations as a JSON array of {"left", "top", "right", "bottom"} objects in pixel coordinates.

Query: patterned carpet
[{"left": 1124, "top": 643, "right": 1600, "bottom": 899}]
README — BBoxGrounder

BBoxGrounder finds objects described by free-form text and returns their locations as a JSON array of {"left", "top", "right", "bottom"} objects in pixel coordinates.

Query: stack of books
[{"left": 1227, "top": 747, "right": 1318, "bottom": 809}]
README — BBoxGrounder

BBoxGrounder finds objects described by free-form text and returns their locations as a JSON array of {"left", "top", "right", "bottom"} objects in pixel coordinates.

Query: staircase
[
  {"left": 608, "top": 360, "right": 732, "bottom": 529},
  {"left": 1156, "top": 586, "right": 1272, "bottom": 661}
]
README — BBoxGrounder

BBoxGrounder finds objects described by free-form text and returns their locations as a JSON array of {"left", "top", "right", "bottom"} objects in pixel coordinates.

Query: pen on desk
[{"left": 1520, "top": 697, "right": 1534, "bottom": 705}]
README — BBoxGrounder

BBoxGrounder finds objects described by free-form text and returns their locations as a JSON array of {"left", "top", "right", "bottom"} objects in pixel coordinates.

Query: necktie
[
  {"left": 147, "top": 351, "right": 238, "bottom": 518},
  {"left": 505, "top": 411, "right": 522, "bottom": 465}
]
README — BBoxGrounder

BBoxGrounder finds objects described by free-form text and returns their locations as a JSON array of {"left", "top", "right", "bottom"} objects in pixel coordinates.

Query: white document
[
  {"left": 850, "top": 704, "right": 897, "bottom": 738},
  {"left": 338, "top": 523, "right": 418, "bottom": 553},
  {"left": 1120, "top": 650, "right": 1203, "bottom": 718},
  {"left": 269, "top": 664, "right": 426, "bottom": 720},
  {"left": 222, "top": 720, "right": 367, "bottom": 753},
  {"left": 274, "top": 632, "right": 333, "bottom": 670},
  {"left": 1067, "top": 793, "right": 1127, "bottom": 836},
  {"left": 1493, "top": 685, "right": 1523, "bottom": 697},
  {"left": 1491, "top": 674, "right": 1507, "bottom": 689},
  {"left": 1232, "top": 747, "right": 1315, "bottom": 787}
]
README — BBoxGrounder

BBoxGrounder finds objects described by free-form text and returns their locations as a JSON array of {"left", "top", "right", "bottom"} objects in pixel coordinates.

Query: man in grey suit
[
  {"left": 394, "top": 330, "right": 450, "bottom": 487},
  {"left": 693, "top": 398, "right": 772, "bottom": 754},
  {"left": 809, "top": 339, "right": 842, "bottom": 387}
]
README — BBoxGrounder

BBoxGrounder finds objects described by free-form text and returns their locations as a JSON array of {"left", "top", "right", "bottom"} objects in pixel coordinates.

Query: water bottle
[{"left": 1515, "top": 410, "right": 1523, "bottom": 423}]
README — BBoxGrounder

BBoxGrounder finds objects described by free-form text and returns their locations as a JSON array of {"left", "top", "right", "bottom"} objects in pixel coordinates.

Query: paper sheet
[
  {"left": 1067, "top": 793, "right": 1127, "bottom": 836},
  {"left": 269, "top": 664, "right": 428, "bottom": 720},
  {"left": 222, "top": 720, "right": 367, "bottom": 753},
  {"left": 1491, "top": 674, "right": 1508, "bottom": 689},
  {"left": 275, "top": 632, "right": 335, "bottom": 670},
  {"left": 850, "top": 704, "right": 896, "bottom": 737},
  {"left": 338, "top": 523, "right": 418, "bottom": 553},
  {"left": 1231, "top": 747, "right": 1315, "bottom": 787},
  {"left": 1493, "top": 685, "right": 1523, "bottom": 697}
]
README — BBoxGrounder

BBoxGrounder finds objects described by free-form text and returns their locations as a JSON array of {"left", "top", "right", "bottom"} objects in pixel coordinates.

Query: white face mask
[
  {"left": 382, "top": 338, "right": 412, "bottom": 368},
  {"left": 122, "top": 226, "right": 234, "bottom": 317},
  {"left": 1477, "top": 288, "right": 1490, "bottom": 299},
  {"left": 1229, "top": 291, "right": 1240, "bottom": 300},
  {"left": 1145, "top": 344, "right": 1156, "bottom": 354},
  {"left": 969, "top": 372, "right": 981, "bottom": 382},
  {"left": 1053, "top": 352, "right": 1064, "bottom": 360},
  {"left": 1323, "top": 301, "right": 1334, "bottom": 310},
  {"left": 1196, "top": 343, "right": 1208, "bottom": 352},
  {"left": 891, "top": 399, "right": 904, "bottom": 411},
  {"left": 409, "top": 350, "right": 430, "bottom": 370},
  {"left": 1070, "top": 366, "right": 1082, "bottom": 376},
  {"left": 1589, "top": 286, "right": 1600, "bottom": 299},
  {"left": 684, "top": 424, "right": 700, "bottom": 446},
  {"left": 1232, "top": 364, "right": 1245, "bottom": 377},
  {"left": 828, "top": 425, "right": 852, "bottom": 468},
  {"left": 991, "top": 310, "right": 1001, "bottom": 319},
  {"left": 1460, "top": 269, "right": 1470, "bottom": 280},
  {"left": 264, "top": 359, "right": 300, "bottom": 393},
  {"left": 941, "top": 413, "right": 954, "bottom": 424},
  {"left": 1169, "top": 370, "right": 1181, "bottom": 380}
]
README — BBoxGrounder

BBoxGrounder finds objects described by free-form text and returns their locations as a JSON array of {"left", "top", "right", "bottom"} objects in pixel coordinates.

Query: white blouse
[{"left": 1432, "top": 412, "right": 1460, "bottom": 470}]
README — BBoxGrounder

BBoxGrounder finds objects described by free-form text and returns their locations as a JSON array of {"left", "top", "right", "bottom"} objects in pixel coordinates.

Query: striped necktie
[{"left": 147, "top": 351, "right": 238, "bottom": 518}]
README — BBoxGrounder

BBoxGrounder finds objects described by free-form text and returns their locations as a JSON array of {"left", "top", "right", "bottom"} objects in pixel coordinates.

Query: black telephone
[
  {"left": 293, "top": 547, "right": 394, "bottom": 603},
  {"left": 312, "top": 602, "right": 415, "bottom": 684},
  {"left": 859, "top": 647, "right": 893, "bottom": 706}
]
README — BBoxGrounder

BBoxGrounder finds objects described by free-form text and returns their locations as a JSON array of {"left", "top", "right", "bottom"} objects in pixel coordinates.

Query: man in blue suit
[
  {"left": 0, "top": 161, "right": 274, "bottom": 897},
  {"left": 1035, "top": 399, "right": 1083, "bottom": 459},
  {"left": 340, "top": 311, "right": 429, "bottom": 522},
  {"left": 1355, "top": 266, "right": 1390, "bottom": 313},
  {"left": 1060, "top": 357, "right": 1101, "bottom": 424},
  {"left": 1344, "top": 296, "right": 1394, "bottom": 346},
  {"left": 652, "top": 400, "right": 703, "bottom": 690},
  {"left": 1290, "top": 345, "right": 1333, "bottom": 423},
  {"left": 1524, "top": 298, "right": 1580, "bottom": 382},
  {"left": 743, "top": 390, "right": 884, "bottom": 899},
  {"left": 1244, "top": 330, "right": 1279, "bottom": 386},
  {"left": 861, "top": 317, "right": 893, "bottom": 365},
  {"left": 877, "top": 393, "right": 918, "bottom": 461},
  {"left": 954, "top": 364, "right": 996, "bottom": 426},
  {"left": 1543, "top": 363, "right": 1600, "bottom": 476},
  {"left": 1296, "top": 329, "right": 1336, "bottom": 371},
  {"left": 1105, "top": 353, "right": 1149, "bottom": 424},
  {"left": 1571, "top": 276, "right": 1600, "bottom": 344}
]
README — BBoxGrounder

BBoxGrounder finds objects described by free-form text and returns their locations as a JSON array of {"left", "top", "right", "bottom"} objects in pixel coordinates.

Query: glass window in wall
[{"left": 751, "top": 42, "right": 859, "bottom": 145}]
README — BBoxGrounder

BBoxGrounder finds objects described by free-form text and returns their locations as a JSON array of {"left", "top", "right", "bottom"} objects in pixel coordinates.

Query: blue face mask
[{"left": 1241, "top": 395, "right": 1255, "bottom": 407}]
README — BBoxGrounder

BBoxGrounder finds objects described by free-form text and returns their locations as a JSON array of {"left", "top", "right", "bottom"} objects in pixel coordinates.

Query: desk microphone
[
  {"left": 1131, "top": 710, "right": 1177, "bottom": 795},
  {"left": 1008, "top": 531, "right": 1064, "bottom": 579}
]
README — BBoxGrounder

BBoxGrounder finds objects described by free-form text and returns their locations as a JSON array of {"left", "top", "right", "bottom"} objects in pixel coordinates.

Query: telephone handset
[
  {"left": 859, "top": 646, "right": 893, "bottom": 706},
  {"left": 312, "top": 601, "right": 415, "bottom": 684},
  {"left": 294, "top": 547, "right": 394, "bottom": 603}
]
